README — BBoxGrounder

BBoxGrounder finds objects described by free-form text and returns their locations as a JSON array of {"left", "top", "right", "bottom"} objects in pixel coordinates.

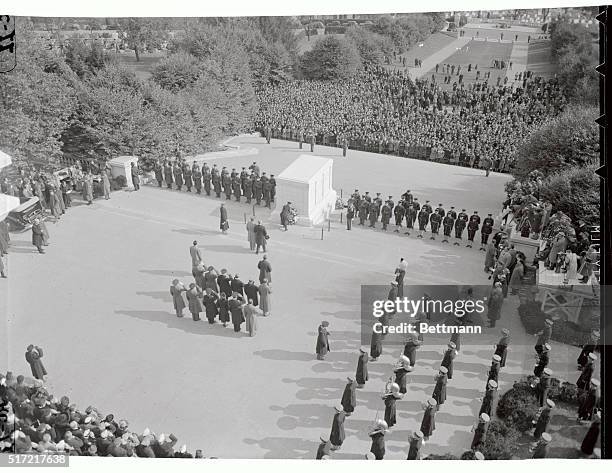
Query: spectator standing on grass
[
  {"left": 220, "top": 203, "right": 229, "bottom": 234},
  {"left": 25, "top": 345, "right": 47, "bottom": 381}
]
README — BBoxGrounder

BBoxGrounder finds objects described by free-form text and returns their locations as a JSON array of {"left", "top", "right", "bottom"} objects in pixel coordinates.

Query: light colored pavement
[
  {"left": 2, "top": 138, "right": 582, "bottom": 459},
  {"left": 507, "top": 42, "right": 529, "bottom": 83}
]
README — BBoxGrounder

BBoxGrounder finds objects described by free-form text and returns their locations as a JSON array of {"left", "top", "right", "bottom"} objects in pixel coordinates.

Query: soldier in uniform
[
  {"left": 363, "top": 191, "right": 372, "bottom": 203},
  {"left": 422, "top": 200, "right": 433, "bottom": 214},
  {"left": 368, "top": 201, "right": 379, "bottom": 228},
  {"left": 192, "top": 164, "right": 202, "bottom": 194},
  {"left": 417, "top": 207, "right": 429, "bottom": 238},
  {"left": 173, "top": 162, "right": 183, "bottom": 191},
  {"left": 537, "top": 368, "right": 553, "bottom": 407},
  {"left": 494, "top": 328, "right": 510, "bottom": 368},
  {"left": 405, "top": 204, "right": 416, "bottom": 235},
  {"left": 442, "top": 212, "right": 454, "bottom": 243},
  {"left": 240, "top": 167, "right": 249, "bottom": 195},
  {"left": 420, "top": 398, "right": 437, "bottom": 441},
  {"left": 262, "top": 173, "right": 272, "bottom": 208},
  {"left": 480, "top": 213, "right": 494, "bottom": 250},
  {"left": 316, "top": 435, "right": 331, "bottom": 460},
  {"left": 467, "top": 211, "right": 481, "bottom": 248},
  {"left": 368, "top": 419, "right": 388, "bottom": 460},
  {"left": 479, "top": 380, "right": 498, "bottom": 417},
  {"left": 203, "top": 165, "right": 212, "bottom": 196},
  {"left": 432, "top": 366, "right": 448, "bottom": 410},
  {"left": 429, "top": 210, "right": 442, "bottom": 240},
  {"left": 487, "top": 354, "right": 502, "bottom": 385},
  {"left": 533, "top": 399, "right": 554, "bottom": 440},
  {"left": 530, "top": 432, "right": 551, "bottom": 458},
  {"left": 356, "top": 346, "right": 369, "bottom": 388},
  {"left": 163, "top": 162, "right": 173, "bottom": 189},
  {"left": 534, "top": 344, "right": 550, "bottom": 377},
  {"left": 341, "top": 377, "right": 357, "bottom": 415},
  {"left": 154, "top": 161, "right": 163, "bottom": 187},
  {"left": 346, "top": 203, "right": 354, "bottom": 230},
  {"left": 382, "top": 382, "right": 403, "bottom": 428},
  {"left": 359, "top": 199, "right": 369, "bottom": 226},
  {"left": 407, "top": 431, "right": 423, "bottom": 460},
  {"left": 329, "top": 405, "right": 346, "bottom": 451},
  {"left": 254, "top": 176, "right": 263, "bottom": 205},
  {"left": 393, "top": 202, "right": 405, "bottom": 232},
  {"left": 232, "top": 174, "right": 242, "bottom": 202},
  {"left": 471, "top": 413, "right": 490, "bottom": 450},
  {"left": 535, "top": 319, "right": 553, "bottom": 355},
  {"left": 380, "top": 203, "right": 392, "bottom": 231},
  {"left": 249, "top": 161, "right": 260, "bottom": 177},
  {"left": 183, "top": 163, "right": 193, "bottom": 192},
  {"left": 212, "top": 166, "right": 222, "bottom": 197},
  {"left": 386, "top": 195, "right": 394, "bottom": 212},
  {"left": 401, "top": 189, "right": 413, "bottom": 204},
  {"left": 454, "top": 209, "right": 468, "bottom": 245},
  {"left": 441, "top": 342, "right": 457, "bottom": 379},
  {"left": 244, "top": 174, "right": 254, "bottom": 203},
  {"left": 269, "top": 175, "right": 276, "bottom": 203},
  {"left": 221, "top": 167, "right": 232, "bottom": 200}
]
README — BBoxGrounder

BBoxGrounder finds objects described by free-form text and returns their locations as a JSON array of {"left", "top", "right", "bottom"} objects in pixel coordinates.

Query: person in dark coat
[
  {"left": 254, "top": 222, "right": 268, "bottom": 255},
  {"left": 577, "top": 330, "right": 599, "bottom": 369},
  {"left": 441, "top": 342, "right": 457, "bottom": 379},
  {"left": 163, "top": 163, "right": 173, "bottom": 189},
  {"left": 192, "top": 164, "right": 202, "bottom": 194},
  {"left": 202, "top": 288, "right": 218, "bottom": 324},
  {"left": 31, "top": 218, "right": 45, "bottom": 253},
  {"left": 420, "top": 398, "right": 437, "bottom": 440},
  {"left": 280, "top": 202, "right": 292, "bottom": 231},
  {"left": 580, "top": 411, "right": 601, "bottom": 455},
  {"left": 356, "top": 347, "right": 369, "bottom": 387},
  {"left": 131, "top": 162, "right": 140, "bottom": 190},
  {"left": 217, "top": 292, "right": 230, "bottom": 326},
  {"left": 533, "top": 344, "right": 550, "bottom": 377},
  {"left": 329, "top": 405, "right": 346, "bottom": 450},
  {"left": 370, "top": 329, "right": 382, "bottom": 361},
  {"left": 471, "top": 413, "right": 490, "bottom": 450},
  {"left": 230, "top": 274, "right": 244, "bottom": 297},
  {"left": 576, "top": 353, "right": 596, "bottom": 391},
  {"left": 219, "top": 203, "right": 229, "bottom": 234},
  {"left": 316, "top": 321, "right": 330, "bottom": 360},
  {"left": 534, "top": 319, "right": 553, "bottom": 355},
  {"left": 217, "top": 269, "right": 232, "bottom": 298},
  {"left": 533, "top": 399, "right": 554, "bottom": 440},
  {"left": 152, "top": 433, "right": 178, "bottom": 458},
  {"left": 479, "top": 380, "right": 498, "bottom": 417},
  {"left": 185, "top": 283, "right": 203, "bottom": 321},
  {"left": 432, "top": 367, "right": 448, "bottom": 409},
  {"left": 257, "top": 254, "right": 272, "bottom": 283},
  {"left": 406, "top": 430, "right": 424, "bottom": 460},
  {"left": 316, "top": 435, "right": 331, "bottom": 459},
  {"left": 487, "top": 354, "right": 502, "bottom": 385},
  {"left": 578, "top": 379, "right": 600, "bottom": 421},
  {"left": 341, "top": 377, "right": 356, "bottom": 416},
  {"left": 530, "top": 432, "right": 551, "bottom": 458},
  {"left": 487, "top": 283, "right": 504, "bottom": 327},
  {"left": 244, "top": 280, "right": 259, "bottom": 306},
  {"left": 393, "top": 355, "right": 412, "bottom": 394},
  {"left": 228, "top": 294, "right": 245, "bottom": 332},
  {"left": 25, "top": 345, "right": 47, "bottom": 380},
  {"left": 368, "top": 420, "right": 388, "bottom": 459},
  {"left": 173, "top": 165, "right": 183, "bottom": 191},
  {"left": 382, "top": 383, "right": 403, "bottom": 428},
  {"left": 537, "top": 368, "right": 553, "bottom": 407},
  {"left": 170, "top": 280, "right": 186, "bottom": 317},
  {"left": 403, "top": 336, "right": 421, "bottom": 367},
  {"left": 494, "top": 328, "right": 510, "bottom": 368}
]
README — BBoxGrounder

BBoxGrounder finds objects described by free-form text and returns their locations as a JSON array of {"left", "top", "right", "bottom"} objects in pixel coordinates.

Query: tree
[
  {"left": 64, "top": 40, "right": 111, "bottom": 79},
  {"left": 151, "top": 51, "right": 202, "bottom": 92},
  {"left": 345, "top": 27, "right": 393, "bottom": 66},
  {"left": 511, "top": 105, "right": 599, "bottom": 179},
  {"left": 115, "top": 18, "right": 169, "bottom": 61},
  {"left": 299, "top": 36, "right": 361, "bottom": 81}
]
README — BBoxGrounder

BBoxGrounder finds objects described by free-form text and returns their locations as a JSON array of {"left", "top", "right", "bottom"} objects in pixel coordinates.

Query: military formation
[
  {"left": 345, "top": 189, "right": 495, "bottom": 250},
  {"left": 152, "top": 159, "right": 277, "bottom": 208}
]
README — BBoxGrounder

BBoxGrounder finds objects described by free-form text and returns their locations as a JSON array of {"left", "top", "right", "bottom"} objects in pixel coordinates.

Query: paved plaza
[{"left": 3, "top": 138, "right": 585, "bottom": 458}]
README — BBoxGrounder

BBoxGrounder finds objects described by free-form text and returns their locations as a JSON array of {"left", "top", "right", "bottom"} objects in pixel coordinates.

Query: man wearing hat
[
  {"left": 316, "top": 435, "right": 331, "bottom": 459},
  {"left": 535, "top": 319, "right": 553, "bottom": 355},
  {"left": 442, "top": 209, "right": 455, "bottom": 243},
  {"left": 429, "top": 208, "right": 442, "bottom": 240},
  {"left": 479, "top": 380, "right": 498, "bottom": 417},
  {"left": 403, "top": 335, "right": 421, "bottom": 368},
  {"left": 416, "top": 206, "right": 429, "bottom": 238},
  {"left": 358, "top": 197, "right": 369, "bottom": 226},
  {"left": 487, "top": 282, "right": 504, "bottom": 327},
  {"left": 487, "top": 354, "right": 502, "bottom": 385},
  {"left": 580, "top": 411, "right": 601, "bottom": 455},
  {"left": 230, "top": 274, "right": 244, "bottom": 297},
  {"left": 316, "top": 321, "right": 330, "bottom": 360},
  {"left": 480, "top": 213, "right": 495, "bottom": 250},
  {"left": 420, "top": 398, "right": 437, "bottom": 440},
  {"left": 534, "top": 344, "right": 551, "bottom": 377},
  {"left": 530, "top": 432, "right": 551, "bottom": 458},
  {"left": 466, "top": 211, "right": 480, "bottom": 248},
  {"left": 341, "top": 377, "right": 357, "bottom": 416},
  {"left": 370, "top": 327, "right": 383, "bottom": 361},
  {"left": 244, "top": 280, "right": 259, "bottom": 306},
  {"left": 577, "top": 330, "right": 600, "bottom": 370},
  {"left": 576, "top": 353, "right": 597, "bottom": 391},
  {"left": 368, "top": 419, "right": 388, "bottom": 460},
  {"left": 329, "top": 405, "right": 346, "bottom": 450},
  {"left": 212, "top": 166, "right": 222, "bottom": 197},
  {"left": 380, "top": 202, "right": 392, "bottom": 231},
  {"left": 356, "top": 347, "right": 369, "bottom": 388},
  {"left": 192, "top": 164, "right": 202, "bottom": 194},
  {"left": 494, "top": 329, "right": 510, "bottom": 368},
  {"left": 471, "top": 413, "right": 490, "bottom": 450},
  {"left": 432, "top": 367, "right": 448, "bottom": 410},
  {"left": 454, "top": 209, "right": 468, "bottom": 245},
  {"left": 577, "top": 379, "right": 600, "bottom": 421},
  {"left": 135, "top": 434, "right": 155, "bottom": 458},
  {"left": 394, "top": 355, "right": 412, "bottom": 394},
  {"left": 406, "top": 431, "right": 423, "bottom": 460},
  {"left": 31, "top": 219, "right": 45, "bottom": 254},
  {"left": 202, "top": 164, "right": 212, "bottom": 196},
  {"left": 163, "top": 161, "right": 173, "bottom": 189},
  {"left": 537, "top": 368, "right": 553, "bottom": 407},
  {"left": 441, "top": 342, "right": 457, "bottom": 380},
  {"left": 533, "top": 399, "right": 555, "bottom": 440},
  {"left": 382, "top": 383, "right": 403, "bottom": 428},
  {"left": 25, "top": 345, "right": 47, "bottom": 381}
]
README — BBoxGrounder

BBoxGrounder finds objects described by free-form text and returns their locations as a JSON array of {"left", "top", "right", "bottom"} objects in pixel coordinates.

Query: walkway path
[{"left": 506, "top": 41, "right": 529, "bottom": 83}]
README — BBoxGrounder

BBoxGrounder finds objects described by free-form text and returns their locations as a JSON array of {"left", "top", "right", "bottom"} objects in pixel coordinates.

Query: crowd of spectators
[{"left": 255, "top": 66, "right": 567, "bottom": 172}]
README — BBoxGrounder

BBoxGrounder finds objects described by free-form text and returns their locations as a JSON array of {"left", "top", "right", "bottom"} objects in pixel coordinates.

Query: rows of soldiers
[
  {"left": 152, "top": 160, "right": 277, "bottom": 207},
  {"left": 345, "top": 189, "right": 495, "bottom": 249}
]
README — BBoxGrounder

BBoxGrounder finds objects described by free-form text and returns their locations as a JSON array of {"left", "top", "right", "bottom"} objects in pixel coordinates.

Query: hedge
[
  {"left": 497, "top": 379, "right": 540, "bottom": 432},
  {"left": 478, "top": 420, "right": 520, "bottom": 459}
]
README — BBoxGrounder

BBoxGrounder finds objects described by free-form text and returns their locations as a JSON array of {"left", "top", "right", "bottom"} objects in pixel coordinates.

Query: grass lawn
[
  {"left": 526, "top": 41, "right": 559, "bottom": 79},
  {"left": 114, "top": 50, "right": 167, "bottom": 80}
]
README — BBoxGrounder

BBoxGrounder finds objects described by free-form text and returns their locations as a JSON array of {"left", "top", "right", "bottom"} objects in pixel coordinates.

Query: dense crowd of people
[{"left": 256, "top": 66, "right": 567, "bottom": 171}]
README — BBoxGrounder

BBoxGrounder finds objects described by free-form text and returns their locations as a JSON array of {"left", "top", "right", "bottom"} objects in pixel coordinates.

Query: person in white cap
[
  {"left": 316, "top": 321, "right": 330, "bottom": 360},
  {"left": 135, "top": 435, "right": 155, "bottom": 458},
  {"left": 382, "top": 382, "right": 403, "bottom": 428},
  {"left": 406, "top": 430, "right": 424, "bottom": 460},
  {"left": 370, "top": 327, "right": 383, "bottom": 361},
  {"left": 394, "top": 355, "right": 412, "bottom": 393},
  {"left": 494, "top": 328, "right": 510, "bottom": 368},
  {"left": 531, "top": 432, "right": 551, "bottom": 458},
  {"left": 356, "top": 346, "right": 369, "bottom": 388},
  {"left": 173, "top": 444, "right": 193, "bottom": 458},
  {"left": 329, "top": 405, "right": 346, "bottom": 450},
  {"left": 364, "top": 452, "right": 376, "bottom": 460},
  {"left": 479, "top": 380, "right": 498, "bottom": 417},
  {"left": 537, "top": 368, "right": 553, "bottom": 407},
  {"left": 471, "top": 413, "right": 490, "bottom": 450},
  {"left": 533, "top": 343, "right": 551, "bottom": 377},
  {"left": 576, "top": 352, "right": 597, "bottom": 391},
  {"left": 578, "top": 379, "right": 600, "bottom": 421},
  {"left": 432, "top": 367, "right": 448, "bottom": 410},
  {"left": 403, "top": 335, "right": 421, "bottom": 367},
  {"left": 441, "top": 342, "right": 457, "bottom": 380},
  {"left": 420, "top": 398, "right": 437, "bottom": 440},
  {"left": 533, "top": 399, "right": 555, "bottom": 440},
  {"left": 535, "top": 319, "right": 553, "bottom": 355},
  {"left": 341, "top": 377, "right": 356, "bottom": 416},
  {"left": 315, "top": 434, "right": 331, "bottom": 459},
  {"left": 577, "top": 330, "right": 600, "bottom": 369},
  {"left": 368, "top": 419, "right": 388, "bottom": 459},
  {"left": 487, "top": 354, "right": 502, "bottom": 385},
  {"left": 580, "top": 411, "right": 601, "bottom": 455}
]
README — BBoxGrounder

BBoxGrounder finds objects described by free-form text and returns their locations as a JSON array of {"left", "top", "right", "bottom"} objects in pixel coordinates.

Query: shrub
[
  {"left": 114, "top": 175, "right": 127, "bottom": 188},
  {"left": 460, "top": 451, "right": 479, "bottom": 459},
  {"left": 479, "top": 420, "right": 520, "bottom": 459},
  {"left": 548, "top": 378, "right": 580, "bottom": 405},
  {"left": 424, "top": 453, "right": 458, "bottom": 460},
  {"left": 551, "top": 320, "right": 588, "bottom": 347},
  {"left": 496, "top": 379, "right": 540, "bottom": 432}
]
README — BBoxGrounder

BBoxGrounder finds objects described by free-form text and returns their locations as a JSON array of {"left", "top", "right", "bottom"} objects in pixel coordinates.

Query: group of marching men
[
  {"left": 313, "top": 288, "right": 602, "bottom": 459},
  {"left": 152, "top": 159, "right": 277, "bottom": 207},
  {"left": 345, "top": 189, "right": 495, "bottom": 249}
]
